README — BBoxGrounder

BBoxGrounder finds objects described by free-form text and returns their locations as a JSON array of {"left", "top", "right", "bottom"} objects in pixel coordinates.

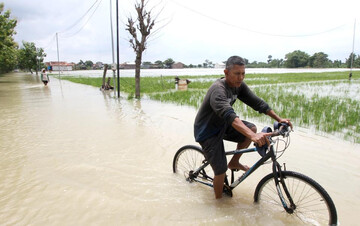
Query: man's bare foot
[{"left": 228, "top": 163, "right": 250, "bottom": 171}]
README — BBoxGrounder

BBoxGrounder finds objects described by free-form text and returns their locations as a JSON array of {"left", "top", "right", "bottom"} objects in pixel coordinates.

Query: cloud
[{"left": 4, "top": 0, "right": 360, "bottom": 65}]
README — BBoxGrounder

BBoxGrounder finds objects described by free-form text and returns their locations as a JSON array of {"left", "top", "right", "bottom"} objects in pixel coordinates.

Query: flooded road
[{"left": 0, "top": 73, "right": 359, "bottom": 225}]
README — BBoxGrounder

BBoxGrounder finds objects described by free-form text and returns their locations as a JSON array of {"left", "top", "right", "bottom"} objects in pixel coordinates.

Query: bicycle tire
[
  {"left": 254, "top": 171, "right": 337, "bottom": 225},
  {"left": 172, "top": 145, "right": 213, "bottom": 182}
]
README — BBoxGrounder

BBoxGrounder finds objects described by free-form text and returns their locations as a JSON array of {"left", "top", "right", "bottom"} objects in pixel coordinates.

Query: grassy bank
[{"left": 59, "top": 71, "right": 360, "bottom": 143}]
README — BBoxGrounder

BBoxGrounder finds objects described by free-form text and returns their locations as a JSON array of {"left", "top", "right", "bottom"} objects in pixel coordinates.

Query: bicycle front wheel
[
  {"left": 254, "top": 171, "right": 337, "bottom": 225},
  {"left": 172, "top": 145, "right": 213, "bottom": 183}
]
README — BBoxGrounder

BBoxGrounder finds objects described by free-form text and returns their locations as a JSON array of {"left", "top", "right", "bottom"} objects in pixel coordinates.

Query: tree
[
  {"left": 36, "top": 48, "right": 46, "bottom": 72},
  {"left": 76, "top": 60, "right": 86, "bottom": 70},
  {"left": 355, "top": 55, "right": 360, "bottom": 68},
  {"left": 154, "top": 60, "right": 164, "bottom": 68},
  {"left": 17, "top": 41, "right": 46, "bottom": 74},
  {"left": 346, "top": 52, "right": 360, "bottom": 68},
  {"left": 0, "top": 3, "right": 18, "bottom": 74},
  {"left": 142, "top": 61, "right": 152, "bottom": 68},
  {"left": 332, "top": 60, "right": 344, "bottom": 68},
  {"left": 243, "top": 58, "right": 249, "bottom": 65},
  {"left": 142, "top": 61, "right": 152, "bottom": 65},
  {"left": 269, "top": 58, "right": 283, "bottom": 68},
  {"left": 84, "top": 60, "right": 94, "bottom": 69},
  {"left": 203, "top": 59, "right": 214, "bottom": 68},
  {"left": 126, "top": 0, "right": 156, "bottom": 98},
  {"left": 267, "top": 55, "right": 272, "bottom": 64},
  {"left": 309, "top": 52, "right": 330, "bottom": 68},
  {"left": 163, "top": 58, "right": 174, "bottom": 68},
  {"left": 284, "top": 50, "right": 310, "bottom": 68}
]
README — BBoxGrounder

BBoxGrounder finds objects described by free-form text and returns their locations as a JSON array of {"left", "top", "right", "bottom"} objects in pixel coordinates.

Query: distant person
[
  {"left": 40, "top": 68, "right": 49, "bottom": 86},
  {"left": 194, "top": 55, "right": 292, "bottom": 199}
]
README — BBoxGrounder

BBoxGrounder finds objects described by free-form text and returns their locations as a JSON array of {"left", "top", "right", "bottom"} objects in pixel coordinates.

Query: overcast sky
[{"left": 3, "top": 0, "right": 360, "bottom": 65}]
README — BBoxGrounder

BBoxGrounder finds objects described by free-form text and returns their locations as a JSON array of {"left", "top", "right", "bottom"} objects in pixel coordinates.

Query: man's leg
[
  {"left": 200, "top": 135, "right": 228, "bottom": 199},
  {"left": 228, "top": 126, "right": 257, "bottom": 171},
  {"left": 213, "top": 173, "right": 226, "bottom": 199}
]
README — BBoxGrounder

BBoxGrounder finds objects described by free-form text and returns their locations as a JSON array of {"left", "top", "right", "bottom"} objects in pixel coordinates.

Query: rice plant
[{"left": 59, "top": 71, "right": 360, "bottom": 143}]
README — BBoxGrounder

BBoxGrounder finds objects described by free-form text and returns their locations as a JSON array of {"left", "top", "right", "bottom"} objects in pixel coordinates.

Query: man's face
[{"left": 224, "top": 64, "right": 245, "bottom": 88}]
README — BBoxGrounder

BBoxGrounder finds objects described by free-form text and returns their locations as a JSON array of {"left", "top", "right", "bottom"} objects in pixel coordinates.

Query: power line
[
  {"left": 59, "top": 0, "right": 103, "bottom": 38},
  {"left": 42, "top": 33, "right": 57, "bottom": 50},
  {"left": 170, "top": 0, "right": 347, "bottom": 38},
  {"left": 59, "top": 0, "right": 101, "bottom": 34},
  {"left": 43, "top": 0, "right": 104, "bottom": 65}
]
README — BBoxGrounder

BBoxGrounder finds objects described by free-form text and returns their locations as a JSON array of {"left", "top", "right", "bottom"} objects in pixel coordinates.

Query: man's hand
[
  {"left": 251, "top": 132, "right": 271, "bottom": 147},
  {"left": 278, "top": 118, "right": 293, "bottom": 129},
  {"left": 266, "top": 110, "right": 293, "bottom": 130}
]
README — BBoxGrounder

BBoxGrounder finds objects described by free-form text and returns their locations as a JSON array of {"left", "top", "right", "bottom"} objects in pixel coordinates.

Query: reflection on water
[{"left": 0, "top": 73, "right": 359, "bottom": 225}]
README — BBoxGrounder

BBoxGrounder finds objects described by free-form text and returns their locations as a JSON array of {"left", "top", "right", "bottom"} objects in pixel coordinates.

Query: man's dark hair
[{"left": 225, "top": 56, "right": 246, "bottom": 71}]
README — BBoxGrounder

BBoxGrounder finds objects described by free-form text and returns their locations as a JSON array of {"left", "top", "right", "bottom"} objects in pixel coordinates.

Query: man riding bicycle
[{"left": 194, "top": 55, "right": 292, "bottom": 199}]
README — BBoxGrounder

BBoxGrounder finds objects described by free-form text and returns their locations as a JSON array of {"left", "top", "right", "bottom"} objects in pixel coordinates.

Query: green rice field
[{"left": 59, "top": 71, "right": 360, "bottom": 143}]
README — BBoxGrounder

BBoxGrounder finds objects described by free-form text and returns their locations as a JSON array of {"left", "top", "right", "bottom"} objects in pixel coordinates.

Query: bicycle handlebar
[
  {"left": 270, "top": 122, "right": 291, "bottom": 138},
  {"left": 256, "top": 122, "right": 292, "bottom": 157}
]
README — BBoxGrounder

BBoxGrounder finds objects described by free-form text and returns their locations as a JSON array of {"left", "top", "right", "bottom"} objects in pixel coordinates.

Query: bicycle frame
[
  {"left": 191, "top": 146, "right": 274, "bottom": 188},
  {"left": 227, "top": 147, "right": 273, "bottom": 188},
  {"left": 191, "top": 144, "right": 296, "bottom": 213}
]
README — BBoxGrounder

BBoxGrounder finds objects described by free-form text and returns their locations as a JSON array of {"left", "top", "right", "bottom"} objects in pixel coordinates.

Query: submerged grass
[
  {"left": 58, "top": 75, "right": 175, "bottom": 93},
  {"left": 237, "top": 85, "right": 360, "bottom": 143},
  {"left": 59, "top": 71, "right": 360, "bottom": 143}
]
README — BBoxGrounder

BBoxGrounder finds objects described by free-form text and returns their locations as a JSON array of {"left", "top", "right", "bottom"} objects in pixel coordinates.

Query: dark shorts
[{"left": 199, "top": 120, "right": 255, "bottom": 175}]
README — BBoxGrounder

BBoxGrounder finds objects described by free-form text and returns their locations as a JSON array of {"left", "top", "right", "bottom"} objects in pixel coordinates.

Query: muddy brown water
[{"left": 0, "top": 73, "right": 359, "bottom": 225}]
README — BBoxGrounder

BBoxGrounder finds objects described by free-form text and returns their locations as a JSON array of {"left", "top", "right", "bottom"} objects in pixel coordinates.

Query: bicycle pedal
[{"left": 223, "top": 184, "right": 233, "bottom": 197}]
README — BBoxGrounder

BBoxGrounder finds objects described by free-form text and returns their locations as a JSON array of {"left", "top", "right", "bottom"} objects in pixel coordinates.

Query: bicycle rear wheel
[
  {"left": 254, "top": 171, "right": 337, "bottom": 225},
  {"left": 172, "top": 145, "right": 213, "bottom": 183}
]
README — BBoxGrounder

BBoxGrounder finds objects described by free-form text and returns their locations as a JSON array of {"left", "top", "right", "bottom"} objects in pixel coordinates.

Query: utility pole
[
  {"left": 110, "top": 0, "right": 116, "bottom": 96},
  {"left": 116, "top": 0, "right": 120, "bottom": 98},
  {"left": 37, "top": 53, "right": 40, "bottom": 75},
  {"left": 56, "top": 32, "right": 61, "bottom": 79},
  {"left": 349, "top": 19, "right": 356, "bottom": 81}
]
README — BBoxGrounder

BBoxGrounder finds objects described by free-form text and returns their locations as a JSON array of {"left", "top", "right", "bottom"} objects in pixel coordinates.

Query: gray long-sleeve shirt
[{"left": 194, "top": 78, "right": 271, "bottom": 142}]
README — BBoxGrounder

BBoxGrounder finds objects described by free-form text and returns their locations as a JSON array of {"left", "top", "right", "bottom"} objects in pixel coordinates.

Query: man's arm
[
  {"left": 238, "top": 83, "right": 271, "bottom": 114},
  {"left": 231, "top": 110, "right": 293, "bottom": 147},
  {"left": 231, "top": 117, "right": 269, "bottom": 147},
  {"left": 266, "top": 109, "right": 293, "bottom": 128}
]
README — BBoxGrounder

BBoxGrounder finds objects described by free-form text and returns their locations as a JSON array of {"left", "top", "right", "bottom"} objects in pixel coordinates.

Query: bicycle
[{"left": 173, "top": 122, "right": 337, "bottom": 225}]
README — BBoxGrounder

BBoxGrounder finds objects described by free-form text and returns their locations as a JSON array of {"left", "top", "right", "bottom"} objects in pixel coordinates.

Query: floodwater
[
  {"left": 0, "top": 73, "right": 359, "bottom": 225},
  {"left": 55, "top": 68, "right": 360, "bottom": 77}
]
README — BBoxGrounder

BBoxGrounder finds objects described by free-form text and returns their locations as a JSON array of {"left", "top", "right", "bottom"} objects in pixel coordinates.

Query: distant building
[
  {"left": 172, "top": 62, "right": 185, "bottom": 69},
  {"left": 94, "top": 61, "right": 104, "bottom": 69},
  {"left": 120, "top": 62, "right": 136, "bottom": 69},
  {"left": 149, "top": 64, "right": 162, "bottom": 69},
  {"left": 46, "top": 61, "right": 75, "bottom": 71},
  {"left": 214, "top": 62, "right": 225, "bottom": 68},
  {"left": 142, "top": 63, "right": 162, "bottom": 69}
]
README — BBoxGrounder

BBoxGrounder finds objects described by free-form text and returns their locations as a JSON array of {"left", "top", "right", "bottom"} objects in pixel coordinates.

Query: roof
[{"left": 46, "top": 61, "right": 75, "bottom": 66}]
